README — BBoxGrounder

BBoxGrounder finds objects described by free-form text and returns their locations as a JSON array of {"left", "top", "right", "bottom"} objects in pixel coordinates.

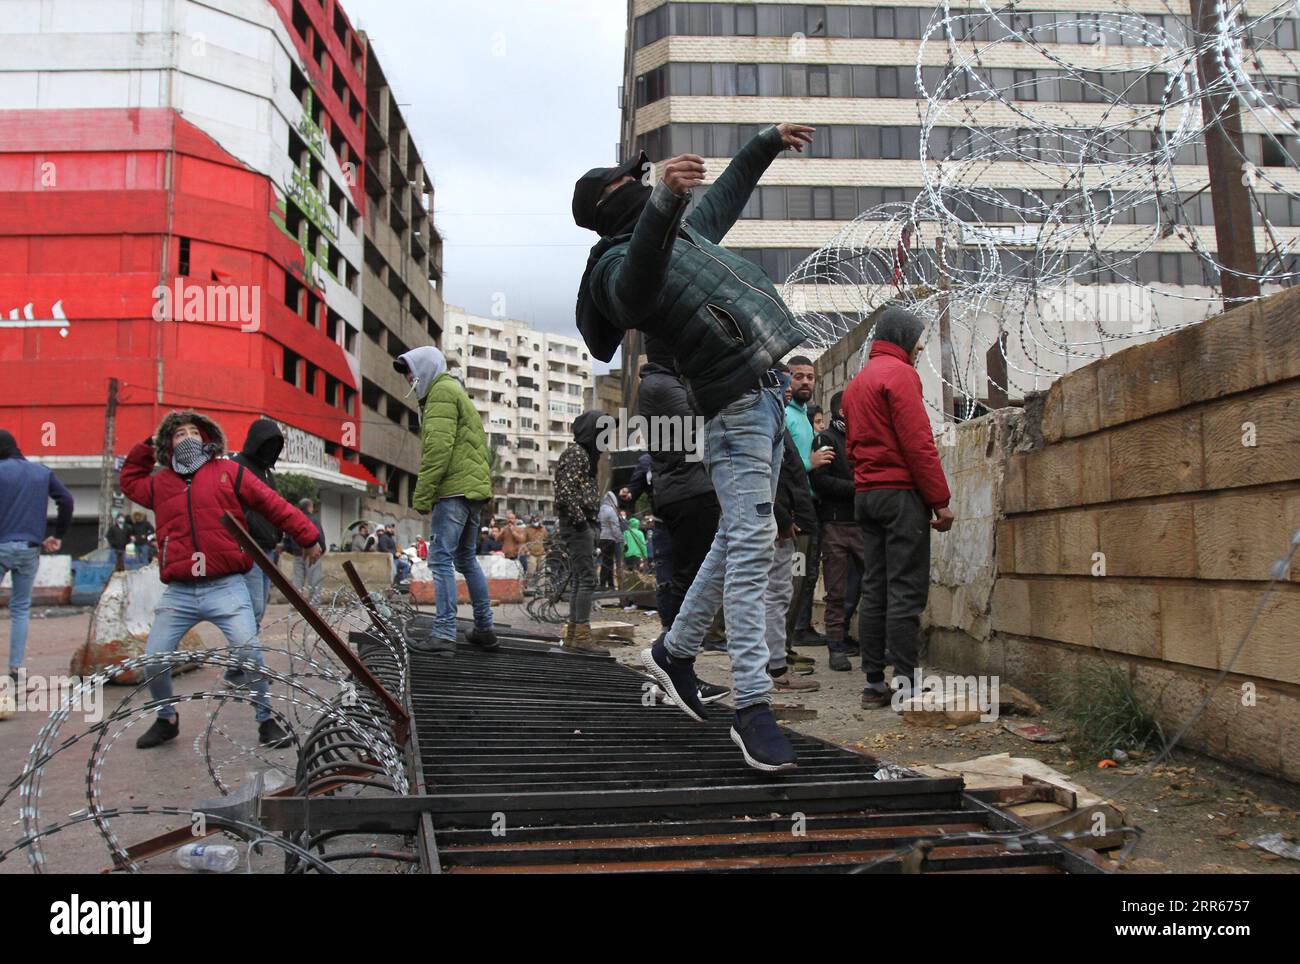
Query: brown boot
[
  {"left": 559, "top": 623, "right": 575, "bottom": 647},
  {"left": 564, "top": 623, "right": 608, "bottom": 655}
]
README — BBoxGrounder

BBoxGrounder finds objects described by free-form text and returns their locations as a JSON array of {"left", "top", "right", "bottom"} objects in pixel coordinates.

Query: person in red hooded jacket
[
  {"left": 119, "top": 410, "right": 322, "bottom": 750},
  {"left": 841, "top": 307, "right": 954, "bottom": 710}
]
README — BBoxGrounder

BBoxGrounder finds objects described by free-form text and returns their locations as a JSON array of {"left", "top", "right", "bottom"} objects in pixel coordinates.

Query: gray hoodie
[
  {"left": 397, "top": 346, "right": 448, "bottom": 401},
  {"left": 598, "top": 490, "right": 621, "bottom": 541}
]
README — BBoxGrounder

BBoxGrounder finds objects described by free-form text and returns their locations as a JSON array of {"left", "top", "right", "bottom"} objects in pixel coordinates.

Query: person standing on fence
[
  {"left": 397, "top": 345, "right": 497, "bottom": 657},
  {"left": 553, "top": 411, "right": 605, "bottom": 653},
  {"left": 0, "top": 429, "right": 74, "bottom": 685},
  {"left": 572, "top": 121, "right": 815, "bottom": 772}
]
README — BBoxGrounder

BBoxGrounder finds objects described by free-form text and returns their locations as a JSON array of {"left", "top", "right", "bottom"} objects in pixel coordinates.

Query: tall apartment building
[
  {"left": 0, "top": 0, "right": 443, "bottom": 549},
  {"left": 617, "top": 0, "right": 1300, "bottom": 420},
  {"left": 358, "top": 35, "right": 443, "bottom": 526},
  {"left": 442, "top": 306, "right": 593, "bottom": 520}
]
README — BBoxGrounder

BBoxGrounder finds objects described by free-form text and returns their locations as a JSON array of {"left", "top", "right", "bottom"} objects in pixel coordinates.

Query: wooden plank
[
  {"left": 1091, "top": 581, "right": 1161, "bottom": 659},
  {"left": 1193, "top": 489, "right": 1289, "bottom": 581},
  {"left": 1158, "top": 584, "right": 1220, "bottom": 671},
  {"left": 1257, "top": 284, "right": 1300, "bottom": 385},
  {"left": 989, "top": 577, "right": 1031, "bottom": 637},
  {"left": 1216, "top": 587, "right": 1300, "bottom": 685},
  {"left": 1097, "top": 500, "right": 1197, "bottom": 578},
  {"left": 1173, "top": 299, "right": 1265, "bottom": 406},
  {"left": 1107, "top": 409, "right": 1204, "bottom": 501},
  {"left": 1202, "top": 382, "right": 1300, "bottom": 491},
  {"left": 1097, "top": 337, "right": 1183, "bottom": 429}
]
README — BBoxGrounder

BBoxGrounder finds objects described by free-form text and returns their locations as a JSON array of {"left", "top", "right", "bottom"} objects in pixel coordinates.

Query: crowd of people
[{"left": 2, "top": 118, "right": 952, "bottom": 780}]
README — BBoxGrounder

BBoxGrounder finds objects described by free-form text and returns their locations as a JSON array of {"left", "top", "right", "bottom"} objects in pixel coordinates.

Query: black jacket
[
  {"left": 107, "top": 523, "right": 131, "bottom": 551},
  {"left": 231, "top": 418, "right": 286, "bottom": 551},
  {"left": 810, "top": 420, "right": 856, "bottom": 523},
  {"left": 775, "top": 430, "right": 817, "bottom": 534},
  {"left": 636, "top": 361, "right": 716, "bottom": 510}
]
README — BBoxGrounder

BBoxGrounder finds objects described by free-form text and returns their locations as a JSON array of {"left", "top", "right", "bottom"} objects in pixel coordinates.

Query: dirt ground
[
  {"left": 596, "top": 603, "right": 1300, "bottom": 876},
  {"left": 2, "top": 598, "right": 1298, "bottom": 875}
]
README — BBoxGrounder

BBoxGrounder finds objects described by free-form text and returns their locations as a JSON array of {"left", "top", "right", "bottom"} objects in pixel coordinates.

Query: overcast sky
[{"left": 344, "top": 0, "right": 627, "bottom": 371}]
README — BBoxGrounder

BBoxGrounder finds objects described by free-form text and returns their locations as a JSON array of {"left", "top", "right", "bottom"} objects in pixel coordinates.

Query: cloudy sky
[{"left": 344, "top": 0, "right": 628, "bottom": 370}]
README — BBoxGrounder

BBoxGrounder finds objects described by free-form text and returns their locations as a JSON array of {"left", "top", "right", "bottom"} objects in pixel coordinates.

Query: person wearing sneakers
[
  {"left": 397, "top": 346, "right": 498, "bottom": 657},
  {"left": 767, "top": 427, "right": 821, "bottom": 695},
  {"left": 572, "top": 121, "right": 817, "bottom": 773},
  {"left": 842, "top": 307, "right": 954, "bottom": 709},
  {"left": 120, "top": 410, "right": 320, "bottom": 750},
  {"left": 552, "top": 411, "right": 605, "bottom": 653}
]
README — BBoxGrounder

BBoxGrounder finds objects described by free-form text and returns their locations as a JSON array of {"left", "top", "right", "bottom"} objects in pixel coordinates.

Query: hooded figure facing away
[
  {"left": 0, "top": 428, "right": 74, "bottom": 683},
  {"left": 395, "top": 346, "right": 497, "bottom": 656},
  {"left": 841, "top": 306, "right": 954, "bottom": 710},
  {"left": 552, "top": 410, "right": 604, "bottom": 653},
  {"left": 232, "top": 418, "right": 304, "bottom": 626}
]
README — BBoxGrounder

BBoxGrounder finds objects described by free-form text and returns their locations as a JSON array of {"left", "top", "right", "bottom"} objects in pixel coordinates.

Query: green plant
[
  {"left": 272, "top": 471, "right": 319, "bottom": 507},
  {"left": 1055, "top": 659, "right": 1165, "bottom": 757}
]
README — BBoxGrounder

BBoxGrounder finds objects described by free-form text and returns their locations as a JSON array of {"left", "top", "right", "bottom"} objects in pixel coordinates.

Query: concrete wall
[{"left": 921, "top": 287, "right": 1300, "bottom": 782}]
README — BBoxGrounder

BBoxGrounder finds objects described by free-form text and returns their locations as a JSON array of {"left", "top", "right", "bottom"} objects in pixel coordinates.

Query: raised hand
[
  {"left": 662, "top": 154, "right": 707, "bottom": 195},
  {"left": 776, "top": 123, "right": 816, "bottom": 152}
]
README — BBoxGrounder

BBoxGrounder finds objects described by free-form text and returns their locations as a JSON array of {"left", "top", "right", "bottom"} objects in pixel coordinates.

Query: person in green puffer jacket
[
  {"left": 623, "top": 516, "right": 647, "bottom": 571},
  {"left": 395, "top": 346, "right": 496, "bottom": 657}
]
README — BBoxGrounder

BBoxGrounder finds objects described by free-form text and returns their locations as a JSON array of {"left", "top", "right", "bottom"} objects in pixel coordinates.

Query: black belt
[{"left": 758, "top": 369, "right": 783, "bottom": 389}]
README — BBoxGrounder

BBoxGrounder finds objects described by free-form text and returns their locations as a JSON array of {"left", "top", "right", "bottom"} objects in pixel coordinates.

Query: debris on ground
[
  {"left": 916, "top": 752, "right": 1128, "bottom": 850},
  {"left": 1250, "top": 833, "right": 1300, "bottom": 862},
  {"left": 1002, "top": 720, "right": 1065, "bottom": 743}
]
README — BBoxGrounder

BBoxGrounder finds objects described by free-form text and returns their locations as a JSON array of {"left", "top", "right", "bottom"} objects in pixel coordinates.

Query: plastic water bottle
[{"left": 176, "top": 842, "right": 240, "bottom": 872}]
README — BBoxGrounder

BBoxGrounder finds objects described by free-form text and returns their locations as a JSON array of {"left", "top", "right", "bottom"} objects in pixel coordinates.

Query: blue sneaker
[
  {"left": 641, "top": 637, "right": 707, "bottom": 722},
  {"left": 730, "top": 704, "right": 797, "bottom": 772}
]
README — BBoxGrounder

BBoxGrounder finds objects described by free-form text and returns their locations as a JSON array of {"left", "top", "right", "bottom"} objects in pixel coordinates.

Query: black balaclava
[
  {"left": 570, "top": 411, "right": 603, "bottom": 477},
  {"left": 572, "top": 150, "right": 651, "bottom": 237},
  {"left": 595, "top": 181, "right": 652, "bottom": 238},
  {"left": 643, "top": 334, "right": 676, "bottom": 369},
  {"left": 0, "top": 430, "right": 19, "bottom": 460},
  {"left": 872, "top": 306, "right": 927, "bottom": 355},
  {"left": 830, "top": 391, "right": 846, "bottom": 434}
]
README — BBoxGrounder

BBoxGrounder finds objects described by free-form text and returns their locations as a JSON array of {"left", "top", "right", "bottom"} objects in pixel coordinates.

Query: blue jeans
[
  {"left": 664, "top": 386, "right": 785, "bottom": 708},
  {"left": 145, "top": 574, "right": 272, "bottom": 722},
  {"left": 0, "top": 541, "right": 40, "bottom": 671},
  {"left": 242, "top": 564, "right": 270, "bottom": 629},
  {"left": 430, "top": 497, "right": 493, "bottom": 641}
]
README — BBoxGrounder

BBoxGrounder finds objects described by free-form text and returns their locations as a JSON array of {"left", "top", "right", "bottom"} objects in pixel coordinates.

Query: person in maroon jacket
[
  {"left": 841, "top": 307, "right": 954, "bottom": 709},
  {"left": 119, "top": 410, "right": 322, "bottom": 750}
]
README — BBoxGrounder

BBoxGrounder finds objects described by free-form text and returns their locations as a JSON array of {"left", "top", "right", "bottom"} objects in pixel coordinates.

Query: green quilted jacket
[{"left": 413, "top": 372, "right": 492, "bottom": 510}]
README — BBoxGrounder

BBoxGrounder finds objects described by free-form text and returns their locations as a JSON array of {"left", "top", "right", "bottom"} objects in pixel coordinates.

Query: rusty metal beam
[{"left": 218, "top": 511, "right": 410, "bottom": 744}]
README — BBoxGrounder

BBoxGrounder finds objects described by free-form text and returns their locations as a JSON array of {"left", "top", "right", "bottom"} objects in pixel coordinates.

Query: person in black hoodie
[
  {"left": 231, "top": 418, "right": 287, "bottom": 628},
  {"left": 636, "top": 337, "right": 721, "bottom": 629},
  {"left": 810, "top": 391, "right": 865, "bottom": 672},
  {"left": 766, "top": 427, "right": 820, "bottom": 694}
]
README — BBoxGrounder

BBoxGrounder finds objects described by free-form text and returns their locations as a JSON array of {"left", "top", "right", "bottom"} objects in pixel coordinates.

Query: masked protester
[
  {"left": 842, "top": 307, "right": 954, "bottom": 709},
  {"left": 552, "top": 412, "right": 604, "bottom": 653},
  {"left": 0, "top": 429, "right": 74, "bottom": 684},
  {"left": 395, "top": 346, "right": 497, "bottom": 656},
  {"left": 572, "top": 122, "right": 815, "bottom": 773},
  {"left": 119, "top": 411, "right": 321, "bottom": 750}
]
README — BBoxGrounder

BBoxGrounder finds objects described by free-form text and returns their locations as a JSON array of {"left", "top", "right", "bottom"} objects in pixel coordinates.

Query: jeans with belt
[{"left": 664, "top": 385, "right": 784, "bottom": 709}]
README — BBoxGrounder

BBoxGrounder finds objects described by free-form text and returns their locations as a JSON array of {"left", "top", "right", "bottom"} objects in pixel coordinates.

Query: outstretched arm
[{"left": 686, "top": 123, "right": 814, "bottom": 243}]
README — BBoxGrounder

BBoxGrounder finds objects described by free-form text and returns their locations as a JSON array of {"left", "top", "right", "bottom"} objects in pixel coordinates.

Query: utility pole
[
  {"left": 1189, "top": 0, "right": 1261, "bottom": 305},
  {"left": 98, "top": 378, "right": 119, "bottom": 550},
  {"left": 935, "top": 234, "right": 955, "bottom": 420}
]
